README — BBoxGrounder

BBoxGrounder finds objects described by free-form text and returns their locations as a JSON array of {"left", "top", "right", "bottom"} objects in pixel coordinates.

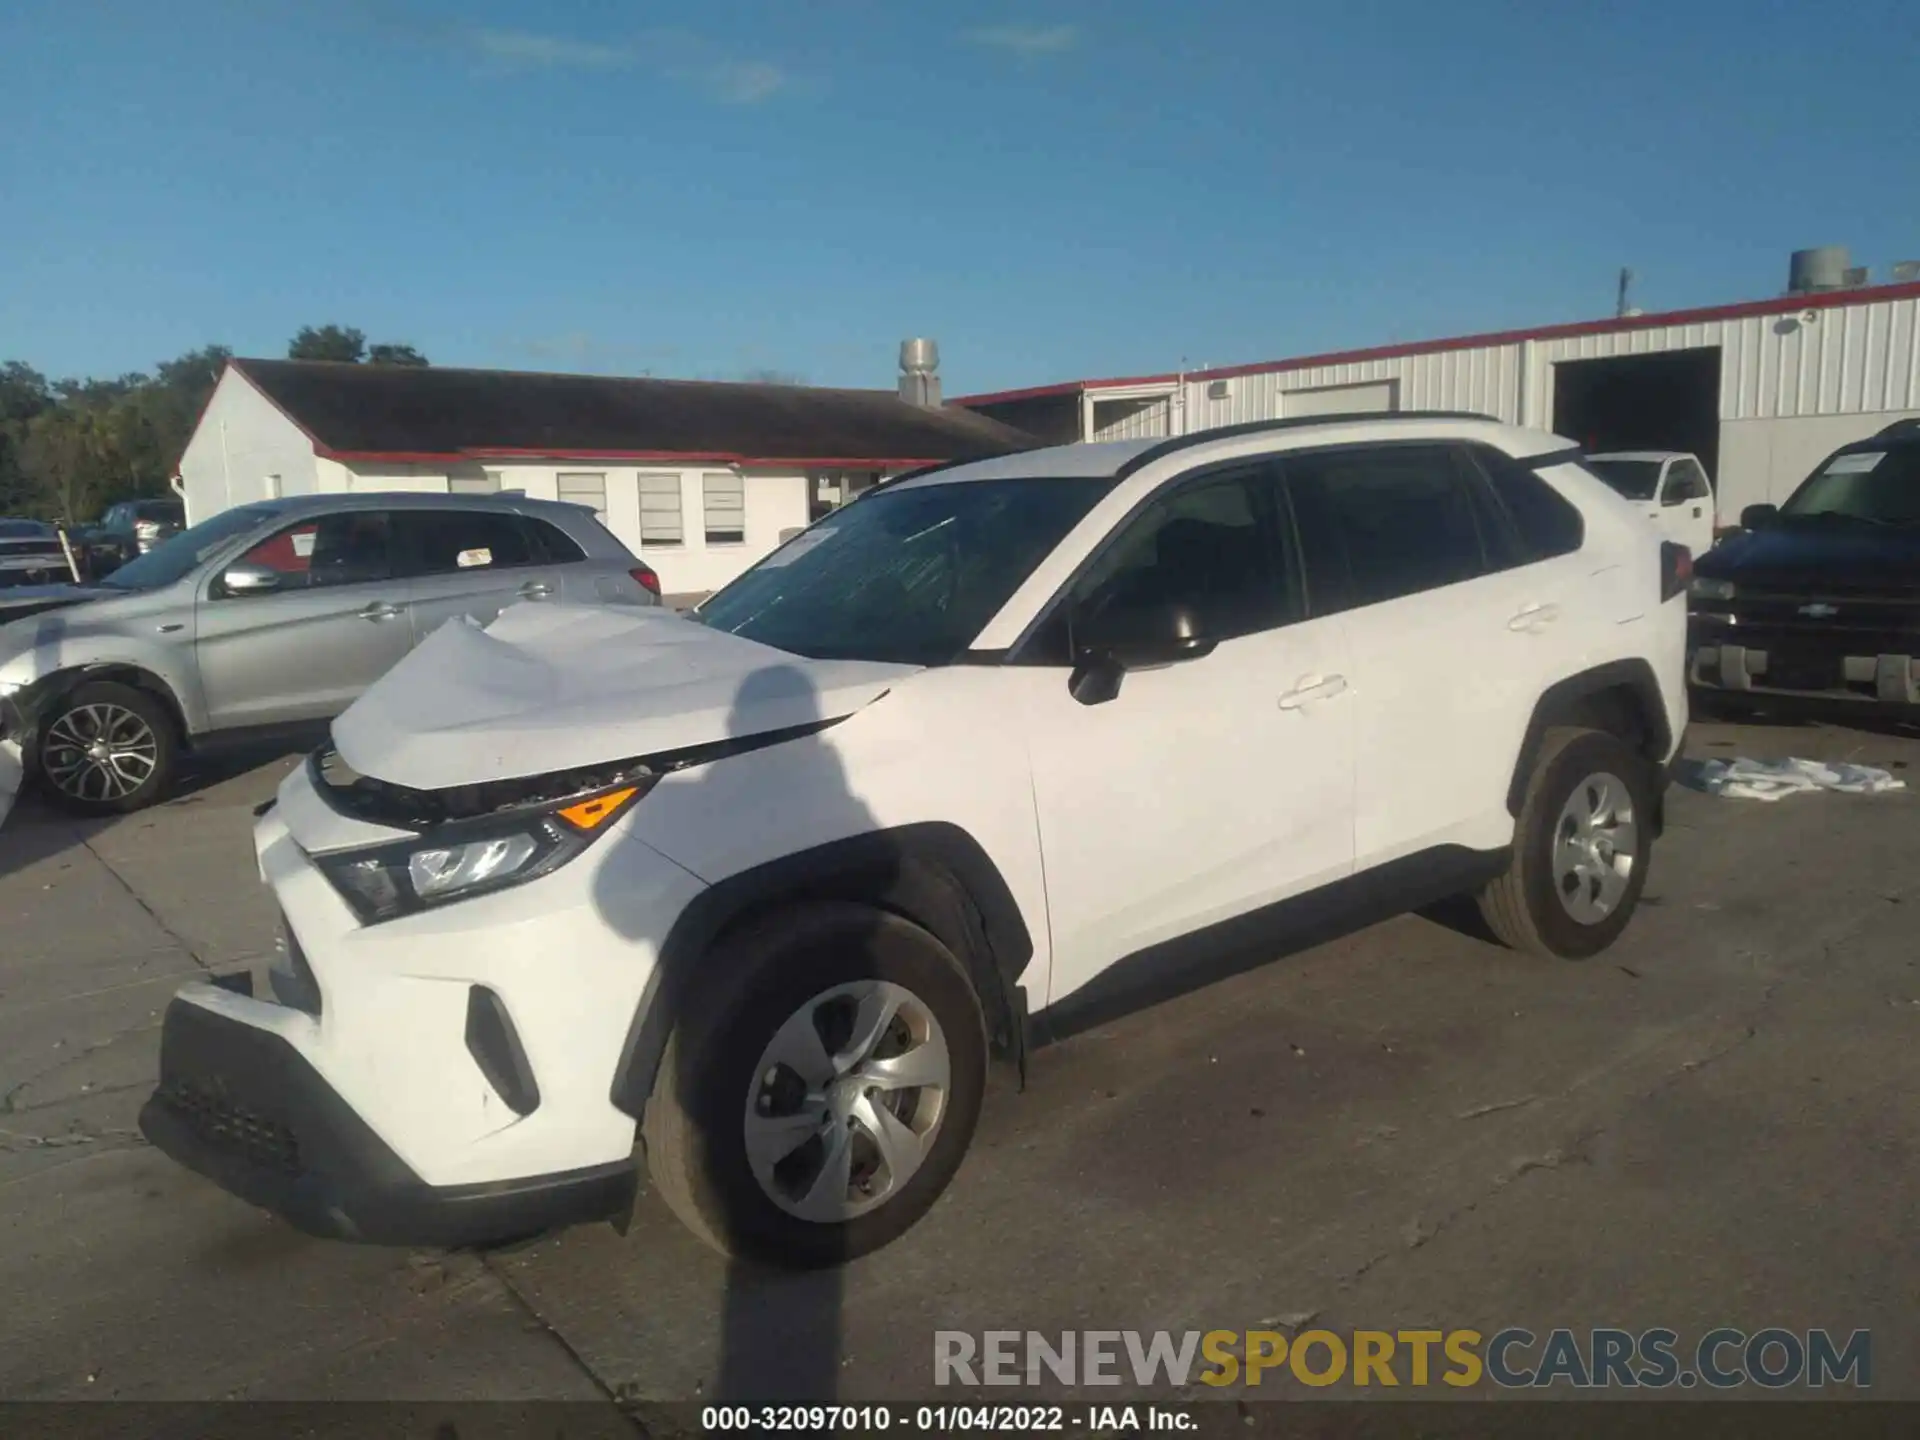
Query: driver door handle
[
  {"left": 1279, "top": 674, "right": 1348, "bottom": 710},
  {"left": 519, "top": 580, "right": 554, "bottom": 600},
  {"left": 359, "top": 601, "right": 404, "bottom": 622},
  {"left": 1508, "top": 602, "right": 1560, "bottom": 632}
]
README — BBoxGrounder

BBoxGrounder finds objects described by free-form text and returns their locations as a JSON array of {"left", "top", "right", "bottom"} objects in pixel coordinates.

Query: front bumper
[
  {"left": 138, "top": 987, "right": 637, "bottom": 1247},
  {"left": 1689, "top": 619, "right": 1920, "bottom": 712}
]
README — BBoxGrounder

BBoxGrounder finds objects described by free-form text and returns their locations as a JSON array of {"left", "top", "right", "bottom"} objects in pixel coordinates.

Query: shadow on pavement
[{"left": 591, "top": 661, "right": 892, "bottom": 1405}]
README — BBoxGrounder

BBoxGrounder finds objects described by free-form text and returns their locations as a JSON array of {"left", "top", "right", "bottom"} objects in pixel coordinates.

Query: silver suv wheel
[
  {"left": 1553, "top": 770, "right": 1638, "bottom": 924},
  {"left": 743, "top": 979, "right": 951, "bottom": 1223},
  {"left": 43, "top": 701, "right": 160, "bottom": 804}
]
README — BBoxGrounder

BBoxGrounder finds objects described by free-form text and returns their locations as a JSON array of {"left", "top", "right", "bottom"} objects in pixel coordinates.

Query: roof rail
[{"left": 1114, "top": 410, "right": 1503, "bottom": 479}]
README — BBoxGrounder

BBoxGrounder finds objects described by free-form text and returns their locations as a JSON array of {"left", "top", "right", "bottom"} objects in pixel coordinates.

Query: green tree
[
  {"left": 0, "top": 362, "right": 53, "bottom": 513},
  {"left": 288, "top": 325, "right": 367, "bottom": 363},
  {"left": 367, "top": 343, "right": 430, "bottom": 366}
]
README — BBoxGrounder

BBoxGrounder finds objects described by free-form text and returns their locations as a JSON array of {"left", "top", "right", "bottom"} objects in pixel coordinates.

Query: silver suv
[{"left": 0, "top": 492, "right": 660, "bottom": 814}]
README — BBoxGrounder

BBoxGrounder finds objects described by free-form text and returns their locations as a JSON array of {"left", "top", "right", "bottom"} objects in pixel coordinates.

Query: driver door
[
  {"left": 1017, "top": 462, "right": 1356, "bottom": 1011},
  {"left": 194, "top": 510, "right": 413, "bottom": 730}
]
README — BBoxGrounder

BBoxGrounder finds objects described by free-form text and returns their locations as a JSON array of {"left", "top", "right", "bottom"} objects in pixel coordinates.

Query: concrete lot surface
[{"left": 1, "top": 720, "right": 1915, "bottom": 1415}]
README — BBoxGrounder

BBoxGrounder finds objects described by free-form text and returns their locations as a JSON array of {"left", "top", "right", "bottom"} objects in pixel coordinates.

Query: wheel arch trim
[
  {"left": 1505, "top": 658, "right": 1674, "bottom": 819},
  {"left": 609, "top": 821, "right": 1035, "bottom": 1119}
]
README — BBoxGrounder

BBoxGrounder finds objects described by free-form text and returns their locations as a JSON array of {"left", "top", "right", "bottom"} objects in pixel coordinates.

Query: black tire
[
  {"left": 641, "top": 901, "right": 988, "bottom": 1268},
  {"left": 1477, "top": 726, "right": 1655, "bottom": 960},
  {"left": 35, "top": 680, "right": 178, "bottom": 815}
]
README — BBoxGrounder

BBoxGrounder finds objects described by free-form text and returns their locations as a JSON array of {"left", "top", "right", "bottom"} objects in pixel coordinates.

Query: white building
[
  {"left": 958, "top": 263, "right": 1920, "bottom": 528},
  {"left": 177, "top": 354, "right": 1028, "bottom": 597}
]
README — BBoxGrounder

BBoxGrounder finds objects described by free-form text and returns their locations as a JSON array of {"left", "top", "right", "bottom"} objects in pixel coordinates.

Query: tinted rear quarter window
[
  {"left": 1468, "top": 446, "right": 1584, "bottom": 561},
  {"left": 524, "top": 515, "right": 588, "bottom": 563}
]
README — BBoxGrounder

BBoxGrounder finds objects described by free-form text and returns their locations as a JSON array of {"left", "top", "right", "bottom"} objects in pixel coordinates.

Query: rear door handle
[
  {"left": 1508, "top": 602, "right": 1560, "bottom": 632},
  {"left": 519, "top": 580, "right": 554, "bottom": 600},
  {"left": 1279, "top": 674, "right": 1348, "bottom": 710},
  {"left": 359, "top": 601, "right": 403, "bottom": 622}
]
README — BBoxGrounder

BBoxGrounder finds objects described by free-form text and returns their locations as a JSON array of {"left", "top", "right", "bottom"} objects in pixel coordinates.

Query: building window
[
  {"left": 703, "top": 471, "right": 746, "bottom": 544},
  {"left": 557, "top": 472, "right": 608, "bottom": 523},
  {"left": 638, "top": 473, "right": 684, "bottom": 546},
  {"left": 449, "top": 468, "right": 501, "bottom": 495}
]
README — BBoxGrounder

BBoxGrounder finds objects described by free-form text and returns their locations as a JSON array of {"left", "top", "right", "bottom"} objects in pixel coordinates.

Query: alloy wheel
[{"left": 42, "top": 702, "right": 159, "bottom": 804}]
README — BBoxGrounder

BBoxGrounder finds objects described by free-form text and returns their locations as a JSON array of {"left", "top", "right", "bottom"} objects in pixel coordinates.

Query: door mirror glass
[
  {"left": 220, "top": 561, "right": 283, "bottom": 597},
  {"left": 1740, "top": 503, "right": 1779, "bottom": 530}
]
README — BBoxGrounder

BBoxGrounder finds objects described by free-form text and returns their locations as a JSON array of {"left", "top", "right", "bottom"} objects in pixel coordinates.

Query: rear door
[
  {"left": 396, "top": 508, "right": 566, "bottom": 643},
  {"left": 1657, "top": 457, "right": 1715, "bottom": 553},
  {"left": 194, "top": 509, "right": 412, "bottom": 729},
  {"left": 1283, "top": 442, "right": 1555, "bottom": 868}
]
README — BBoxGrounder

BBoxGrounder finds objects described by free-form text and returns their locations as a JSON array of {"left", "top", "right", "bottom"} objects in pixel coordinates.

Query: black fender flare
[
  {"left": 1505, "top": 658, "right": 1674, "bottom": 822},
  {"left": 609, "top": 822, "right": 1036, "bottom": 1119}
]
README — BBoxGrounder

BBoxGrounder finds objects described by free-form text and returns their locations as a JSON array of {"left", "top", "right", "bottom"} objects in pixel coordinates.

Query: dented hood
[{"left": 331, "top": 603, "right": 919, "bottom": 790}]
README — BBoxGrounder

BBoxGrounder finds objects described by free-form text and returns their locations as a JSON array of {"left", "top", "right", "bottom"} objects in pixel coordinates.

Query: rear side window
[
  {"left": 524, "top": 516, "right": 588, "bottom": 563},
  {"left": 1468, "top": 446, "right": 1584, "bottom": 561},
  {"left": 397, "top": 510, "right": 538, "bottom": 575},
  {"left": 1283, "top": 444, "right": 1492, "bottom": 612}
]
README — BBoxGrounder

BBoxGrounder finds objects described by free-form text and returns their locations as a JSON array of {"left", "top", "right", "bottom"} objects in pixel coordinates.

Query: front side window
[
  {"left": 396, "top": 510, "right": 536, "bottom": 575},
  {"left": 1064, "top": 468, "right": 1295, "bottom": 646},
  {"left": 232, "top": 511, "right": 396, "bottom": 590},
  {"left": 696, "top": 476, "right": 1118, "bottom": 665},
  {"left": 1664, "top": 458, "right": 1711, "bottom": 503},
  {"left": 100, "top": 503, "right": 284, "bottom": 591},
  {"left": 1285, "top": 445, "right": 1491, "bottom": 610}
]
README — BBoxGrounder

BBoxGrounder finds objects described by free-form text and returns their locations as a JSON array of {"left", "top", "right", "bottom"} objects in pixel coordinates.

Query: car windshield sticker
[
  {"left": 758, "top": 526, "right": 837, "bottom": 568},
  {"left": 456, "top": 547, "right": 492, "bottom": 568},
  {"left": 1824, "top": 451, "right": 1885, "bottom": 475},
  {"left": 290, "top": 530, "right": 317, "bottom": 558}
]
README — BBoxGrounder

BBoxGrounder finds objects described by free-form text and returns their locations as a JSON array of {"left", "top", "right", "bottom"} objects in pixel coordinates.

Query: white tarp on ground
[
  {"left": 0, "top": 737, "right": 21, "bottom": 831},
  {"left": 1696, "top": 756, "right": 1906, "bottom": 801}
]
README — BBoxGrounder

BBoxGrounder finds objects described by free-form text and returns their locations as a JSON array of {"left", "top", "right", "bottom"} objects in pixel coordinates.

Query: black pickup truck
[{"left": 1689, "top": 419, "right": 1920, "bottom": 718}]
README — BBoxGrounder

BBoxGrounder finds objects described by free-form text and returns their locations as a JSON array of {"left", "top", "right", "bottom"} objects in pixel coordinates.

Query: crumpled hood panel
[{"left": 331, "top": 603, "right": 920, "bottom": 790}]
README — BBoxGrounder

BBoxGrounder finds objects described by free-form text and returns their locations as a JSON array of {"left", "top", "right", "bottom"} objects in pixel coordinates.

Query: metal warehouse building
[{"left": 959, "top": 256, "right": 1920, "bottom": 528}]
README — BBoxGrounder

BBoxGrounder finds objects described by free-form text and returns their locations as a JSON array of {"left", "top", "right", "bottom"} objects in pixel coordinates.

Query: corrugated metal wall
[
  {"left": 1098, "top": 292, "right": 1920, "bottom": 437},
  {"left": 1091, "top": 394, "right": 1173, "bottom": 440}
]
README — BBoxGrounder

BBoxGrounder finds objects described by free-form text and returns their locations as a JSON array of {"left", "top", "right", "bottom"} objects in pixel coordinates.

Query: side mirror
[
  {"left": 1739, "top": 503, "right": 1779, "bottom": 530},
  {"left": 220, "top": 561, "right": 282, "bottom": 597},
  {"left": 1068, "top": 602, "right": 1216, "bottom": 706}
]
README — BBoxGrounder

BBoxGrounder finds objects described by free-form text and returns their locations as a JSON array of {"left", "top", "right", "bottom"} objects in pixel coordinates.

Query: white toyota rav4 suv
[{"left": 141, "top": 413, "right": 1689, "bottom": 1267}]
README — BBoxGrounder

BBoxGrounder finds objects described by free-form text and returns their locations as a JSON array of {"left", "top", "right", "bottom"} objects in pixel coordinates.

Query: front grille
[{"left": 153, "top": 1077, "right": 302, "bottom": 1176}]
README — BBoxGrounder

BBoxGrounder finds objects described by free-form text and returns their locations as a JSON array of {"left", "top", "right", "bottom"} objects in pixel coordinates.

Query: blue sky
[{"left": 3, "top": 0, "right": 1916, "bottom": 395}]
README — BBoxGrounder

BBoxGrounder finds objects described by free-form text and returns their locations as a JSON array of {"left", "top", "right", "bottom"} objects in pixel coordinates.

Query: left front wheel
[{"left": 37, "top": 681, "right": 177, "bottom": 815}]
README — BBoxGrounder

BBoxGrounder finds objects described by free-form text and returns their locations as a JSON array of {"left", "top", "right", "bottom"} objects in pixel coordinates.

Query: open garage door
[{"left": 1551, "top": 347, "right": 1722, "bottom": 484}]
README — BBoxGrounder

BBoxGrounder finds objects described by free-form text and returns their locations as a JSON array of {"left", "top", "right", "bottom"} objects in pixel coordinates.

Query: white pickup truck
[{"left": 1584, "top": 451, "right": 1716, "bottom": 554}]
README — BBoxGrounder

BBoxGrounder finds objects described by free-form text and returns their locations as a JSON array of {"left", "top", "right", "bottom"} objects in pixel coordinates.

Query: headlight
[
  {"left": 314, "top": 782, "right": 645, "bottom": 924},
  {"left": 1690, "top": 578, "right": 1736, "bottom": 602},
  {"left": 0, "top": 679, "right": 21, "bottom": 700}
]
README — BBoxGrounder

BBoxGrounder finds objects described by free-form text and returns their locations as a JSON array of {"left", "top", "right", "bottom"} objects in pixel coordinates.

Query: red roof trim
[
  {"left": 314, "top": 445, "right": 954, "bottom": 469},
  {"left": 952, "top": 280, "right": 1920, "bottom": 407}
]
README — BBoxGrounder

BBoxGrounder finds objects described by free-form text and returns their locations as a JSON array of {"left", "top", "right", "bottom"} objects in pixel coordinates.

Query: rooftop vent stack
[
  {"left": 899, "top": 338, "right": 941, "bottom": 407},
  {"left": 1894, "top": 261, "right": 1920, "bottom": 285},
  {"left": 1843, "top": 266, "right": 1871, "bottom": 287},
  {"left": 1788, "top": 247, "right": 1850, "bottom": 294}
]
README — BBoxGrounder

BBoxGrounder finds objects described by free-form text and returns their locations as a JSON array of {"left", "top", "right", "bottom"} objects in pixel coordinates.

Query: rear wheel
[
  {"left": 1478, "top": 726, "right": 1654, "bottom": 959},
  {"left": 36, "top": 681, "right": 177, "bottom": 815},
  {"left": 642, "top": 902, "right": 987, "bottom": 1268}
]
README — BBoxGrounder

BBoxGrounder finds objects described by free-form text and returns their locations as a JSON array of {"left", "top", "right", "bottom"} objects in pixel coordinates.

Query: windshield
[
  {"left": 695, "top": 476, "right": 1119, "bottom": 664},
  {"left": 1779, "top": 446, "right": 1920, "bottom": 525},
  {"left": 1584, "top": 458, "right": 1664, "bottom": 501},
  {"left": 99, "top": 503, "right": 281, "bottom": 590}
]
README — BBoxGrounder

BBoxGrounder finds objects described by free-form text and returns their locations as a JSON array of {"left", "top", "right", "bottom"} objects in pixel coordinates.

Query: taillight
[
  {"left": 134, "top": 520, "right": 161, "bottom": 537},
  {"left": 630, "top": 565, "right": 661, "bottom": 596},
  {"left": 1660, "top": 541, "right": 1692, "bottom": 602}
]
